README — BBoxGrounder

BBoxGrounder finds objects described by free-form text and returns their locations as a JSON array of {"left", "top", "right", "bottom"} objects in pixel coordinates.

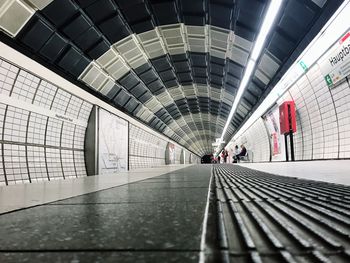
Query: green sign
[
  {"left": 318, "top": 31, "right": 350, "bottom": 88},
  {"left": 299, "top": 61, "right": 308, "bottom": 71},
  {"left": 325, "top": 74, "right": 333, "bottom": 86}
]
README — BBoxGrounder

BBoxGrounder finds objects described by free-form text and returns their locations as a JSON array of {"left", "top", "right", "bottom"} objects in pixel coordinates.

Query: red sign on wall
[{"left": 279, "top": 101, "right": 296, "bottom": 134}]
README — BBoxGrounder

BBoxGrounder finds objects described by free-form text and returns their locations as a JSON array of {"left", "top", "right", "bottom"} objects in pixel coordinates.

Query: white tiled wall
[
  {"left": 0, "top": 58, "right": 92, "bottom": 185},
  {"left": 332, "top": 80, "right": 350, "bottom": 158},
  {"left": 175, "top": 147, "right": 182, "bottom": 164},
  {"left": 0, "top": 56, "right": 198, "bottom": 185},
  {"left": 129, "top": 124, "right": 168, "bottom": 170},
  {"left": 190, "top": 153, "right": 200, "bottom": 164},
  {"left": 185, "top": 150, "right": 191, "bottom": 164},
  {"left": 231, "top": 61, "right": 350, "bottom": 162},
  {"left": 232, "top": 118, "right": 270, "bottom": 162},
  {"left": 128, "top": 124, "right": 195, "bottom": 168},
  {"left": 307, "top": 65, "right": 338, "bottom": 159},
  {"left": 0, "top": 144, "right": 4, "bottom": 185}
]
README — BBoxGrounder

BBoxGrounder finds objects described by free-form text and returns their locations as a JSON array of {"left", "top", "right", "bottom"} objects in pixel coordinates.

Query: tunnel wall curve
[
  {"left": 0, "top": 53, "right": 200, "bottom": 185},
  {"left": 0, "top": 57, "right": 93, "bottom": 185},
  {"left": 231, "top": 63, "right": 350, "bottom": 162}
]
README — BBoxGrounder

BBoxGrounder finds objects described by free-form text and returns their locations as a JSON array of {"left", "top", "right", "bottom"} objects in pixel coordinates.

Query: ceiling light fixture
[
  {"left": 216, "top": 0, "right": 283, "bottom": 154},
  {"left": 232, "top": 0, "right": 350, "bottom": 142}
]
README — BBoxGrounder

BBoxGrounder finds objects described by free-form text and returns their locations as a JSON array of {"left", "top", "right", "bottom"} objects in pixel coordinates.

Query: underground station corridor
[
  {"left": 1, "top": 0, "right": 350, "bottom": 262},
  {"left": 1, "top": 164, "right": 350, "bottom": 262}
]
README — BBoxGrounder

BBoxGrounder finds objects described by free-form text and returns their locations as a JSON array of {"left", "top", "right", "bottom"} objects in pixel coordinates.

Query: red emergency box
[{"left": 279, "top": 101, "right": 296, "bottom": 134}]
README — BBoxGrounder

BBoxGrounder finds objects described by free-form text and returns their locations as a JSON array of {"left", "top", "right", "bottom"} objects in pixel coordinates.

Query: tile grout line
[
  {"left": 0, "top": 165, "right": 193, "bottom": 215},
  {"left": 0, "top": 248, "right": 201, "bottom": 253},
  {"left": 198, "top": 165, "right": 213, "bottom": 263}
]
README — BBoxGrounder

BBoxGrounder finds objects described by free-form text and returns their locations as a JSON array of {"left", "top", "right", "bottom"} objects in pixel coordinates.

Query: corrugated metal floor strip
[{"left": 212, "top": 164, "right": 350, "bottom": 263}]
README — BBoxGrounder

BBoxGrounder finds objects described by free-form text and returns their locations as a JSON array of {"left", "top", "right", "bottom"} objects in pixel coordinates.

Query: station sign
[
  {"left": 0, "top": 93, "right": 88, "bottom": 127},
  {"left": 299, "top": 60, "right": 308, "bottom": 71},
  {"left": 212, "top": 138, "right": 225, "bottom": 146},
  {"left": 318, "top": 30, "right": 350, "bottom": 88}
]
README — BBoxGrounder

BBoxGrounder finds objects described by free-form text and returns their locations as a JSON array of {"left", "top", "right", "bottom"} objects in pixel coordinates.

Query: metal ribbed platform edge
[{"left": 211, "top": 164, "right": 350, "bottom": 263}]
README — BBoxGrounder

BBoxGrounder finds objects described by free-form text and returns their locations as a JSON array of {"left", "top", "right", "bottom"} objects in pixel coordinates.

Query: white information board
[
  {"left": 319, "top": 30, "right": 350, "bottom": 87},
  {"left": 99, "top": 108, "right": 128, "bottom": 174}
]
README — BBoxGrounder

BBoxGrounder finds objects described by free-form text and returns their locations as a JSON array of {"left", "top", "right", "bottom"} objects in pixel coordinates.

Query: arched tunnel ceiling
[{"left": 0, "top": 0, "right": 344, "bottom": 156}]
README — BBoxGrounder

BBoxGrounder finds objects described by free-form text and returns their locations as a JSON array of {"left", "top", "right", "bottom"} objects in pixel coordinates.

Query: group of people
[
  {"left": 219, "top": 149, "right": 229, "bottom": 163},
  {"left": 213, "top": 145, "right": 247, "bottom": 164},
  {"left": 233, "top": 144, "right": 247, "bottom": 163}
]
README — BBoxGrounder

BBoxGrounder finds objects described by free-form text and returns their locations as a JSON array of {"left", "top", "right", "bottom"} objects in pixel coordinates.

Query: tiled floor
[
  {"left": 239, "top": 160, "right": 350, "bottom": 186},
  {"left": 0, "top": 165, "right": 192, "bottom": 214},
  {"left": 0, "top": 165, "right": 212, "bottom": 263},
  {"left": 2, "top": 163, "right": 350, "bottom": 262},
  {"left": 213, "top": 164, "right": 350, "bottom": 262}
]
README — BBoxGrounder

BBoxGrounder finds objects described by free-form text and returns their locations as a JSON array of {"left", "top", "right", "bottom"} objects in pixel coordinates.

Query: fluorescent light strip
[
  {"left": 219, "top": 59, "right": 255, "bottom": 141},
  {"left": 232, "top": 0, "right": 350, "bottom": 142},
  {"left": 250, "top": 0, "right": 284, "bottom": 61},
  {"left": 216, "top": 0, "right": 283, "bottom": 154}
]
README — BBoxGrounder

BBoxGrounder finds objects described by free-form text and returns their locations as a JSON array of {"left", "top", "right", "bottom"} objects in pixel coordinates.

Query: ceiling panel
[{"left": 0, "top": 0, "right": 341, "bottom": 156}]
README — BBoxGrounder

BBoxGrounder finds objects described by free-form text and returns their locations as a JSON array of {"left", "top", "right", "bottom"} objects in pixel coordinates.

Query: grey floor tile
[
  {"left": 0, "top": 202, "right": 206, "bottom": 251},
  {"left": 0, "top": 251, "right": 199, "bottom": 263},
  {"left": 152, "top": 167, "right": 211, "bottom": 182},
  {"left": 51, "top": 186, "right": 209, "bottom": 205},
  {"left": 153, "top": 174, "right": 211, "bottom": 181},
  {"left": 128, "top": 181, "right": 211, "bottom": 188}
]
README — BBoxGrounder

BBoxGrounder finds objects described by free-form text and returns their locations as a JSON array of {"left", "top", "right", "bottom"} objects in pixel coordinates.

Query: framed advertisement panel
[
  {"left": 263, "top": 107, "right": 286, "bottom": 161},
  {"left": 98, "top": 108, "right": 128, "bottom": 174}
]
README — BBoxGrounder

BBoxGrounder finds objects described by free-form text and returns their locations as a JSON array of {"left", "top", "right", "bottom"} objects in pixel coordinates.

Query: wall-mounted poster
[
  {"left": 271, "top": 133, "right": 279, "bottom": 155},
  {"left": 169, "top": 143, "right": 176, "bottom": 164},
  {"left": 263, "top": 108, "right": 285, "bottom": 161},
  {"left": 165, "top": 142, "right": 176, "bottom": 164},
  {"left": 99, "top": 108, "right": 128, "bottom": 174}
]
